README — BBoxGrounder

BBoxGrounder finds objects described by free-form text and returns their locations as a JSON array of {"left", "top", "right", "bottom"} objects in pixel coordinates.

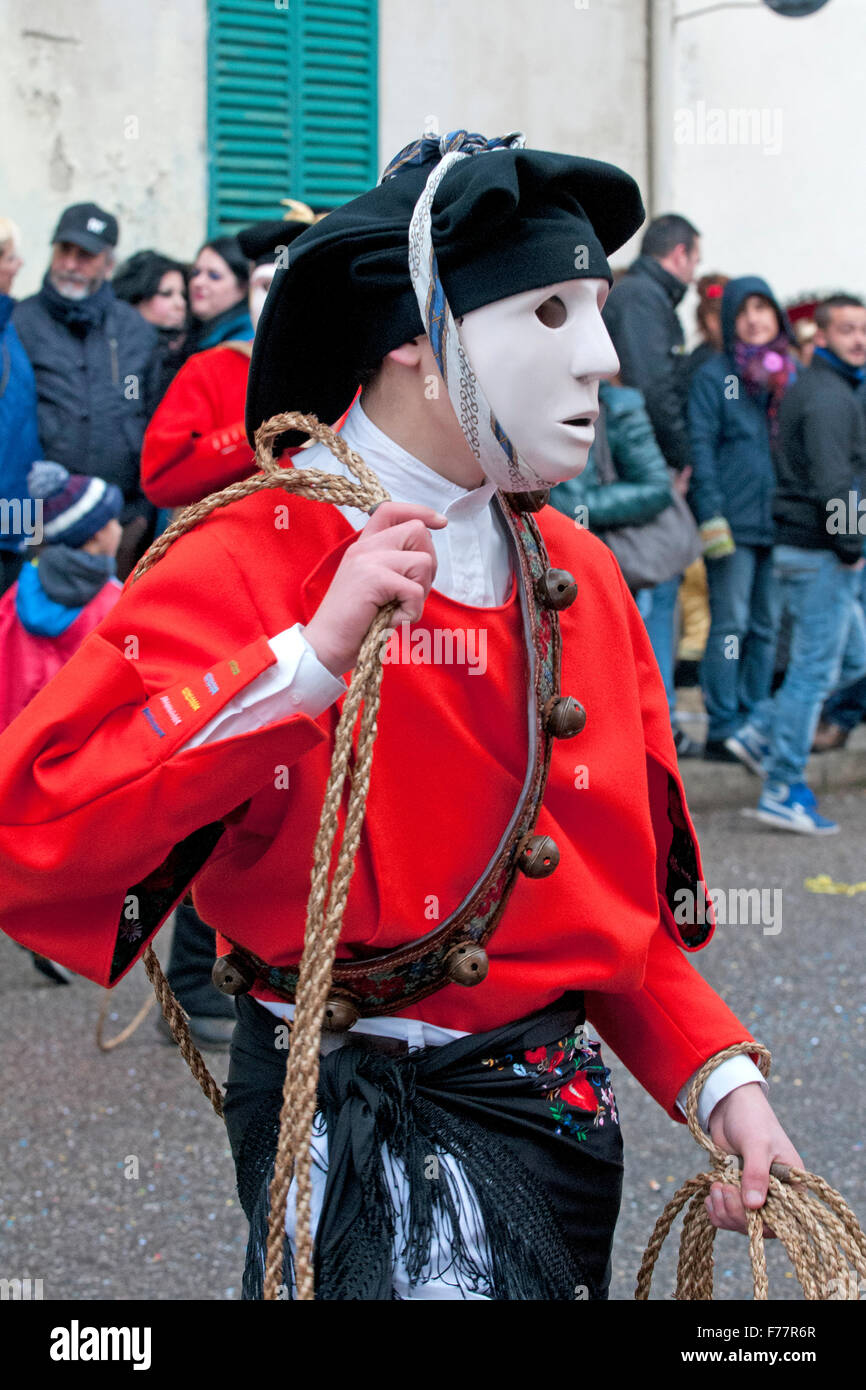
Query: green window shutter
[{"left": 207, "top": 0, "right": 378, "bottom": 237}]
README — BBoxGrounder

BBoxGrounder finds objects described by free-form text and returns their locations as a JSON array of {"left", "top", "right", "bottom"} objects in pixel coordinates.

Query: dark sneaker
[
  {"left": 673, "top": 727, "right": 701, "bottom": 759},
  {"left": 31, "top": 954, "right": 73, "bottom": 985},
  {"left": 811, "top": 721, "right": 850, "bottom": 753},
  {"left": 724, "top": 724, "right": 770, "bottom": 777},
  {"left": 755, "top": 781, "right": 839, "bottom": 835},
  {"left": 703, "top": 739, "right": 742, "bottom": 763},
  {"left": 156, "top": 1010, "right": 235, "bottom": 1050}
]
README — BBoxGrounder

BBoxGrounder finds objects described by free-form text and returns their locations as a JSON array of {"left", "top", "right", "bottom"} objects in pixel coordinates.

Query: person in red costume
[
  {"left": 140, "top": 211, "right": 318, "bottom": 509},
  {"left": 0, "top": 131, "right": 802, "bottom": 1301}
]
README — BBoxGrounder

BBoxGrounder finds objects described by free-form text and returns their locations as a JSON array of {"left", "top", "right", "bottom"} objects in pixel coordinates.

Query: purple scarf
[{"left": 733, "top": 333, "right": 797, "bottom": 444}]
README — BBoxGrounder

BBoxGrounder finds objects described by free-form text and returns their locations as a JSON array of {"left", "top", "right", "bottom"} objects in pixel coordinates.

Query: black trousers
[{"left": 165, "top": 899, "right": 235, "bottom": 1018}]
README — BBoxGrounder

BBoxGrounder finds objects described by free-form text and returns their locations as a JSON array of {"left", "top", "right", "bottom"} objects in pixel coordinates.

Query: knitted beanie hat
[{"left": 27, "top": 461, "right": 124, "bottom": 547}]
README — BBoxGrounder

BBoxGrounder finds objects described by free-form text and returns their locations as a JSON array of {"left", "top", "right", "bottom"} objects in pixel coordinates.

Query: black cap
[
  {"left": 51, "top": 203, "right": 119, "bottom": 255},
  {"left": 246, "top": 138, "right": 644, "bottom": 447},
  {"left": 236, "top": 216, "right": 316, "bottom": 269}
]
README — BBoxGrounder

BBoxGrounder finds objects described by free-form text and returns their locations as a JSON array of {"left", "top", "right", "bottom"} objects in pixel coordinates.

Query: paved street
[{"left": 1, "top": 786, "right": 864, "bottom": 1302}]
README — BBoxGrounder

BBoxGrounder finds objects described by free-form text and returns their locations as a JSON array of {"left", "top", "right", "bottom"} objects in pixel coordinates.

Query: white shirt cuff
[
  {"left": 182, "top": 624, "right": 346, "bottom": 749},
  {"left": 676, "top": 1055, "right": 768, "bottom": 1133}
]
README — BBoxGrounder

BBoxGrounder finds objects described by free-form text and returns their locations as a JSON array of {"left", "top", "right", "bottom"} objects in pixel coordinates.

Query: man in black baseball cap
[
  {"left": 51, "top": 202, "right": 119, "bottom": 256},
  {"left": 47, "top": 202, "right": 119, "bottom": 299},
  {"left": 13, "top": 200, "right": 160, "bottom": 578}
]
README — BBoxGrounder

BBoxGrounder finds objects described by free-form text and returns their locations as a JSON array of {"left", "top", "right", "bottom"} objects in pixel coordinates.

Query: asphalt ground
[{"left": 1, "top": 787, "right": 864, "bottom": 1306}]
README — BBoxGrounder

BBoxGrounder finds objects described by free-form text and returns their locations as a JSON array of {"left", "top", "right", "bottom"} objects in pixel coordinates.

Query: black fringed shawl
[{"left": 225, "top": 992, "right": 623, "bottom": 1301}]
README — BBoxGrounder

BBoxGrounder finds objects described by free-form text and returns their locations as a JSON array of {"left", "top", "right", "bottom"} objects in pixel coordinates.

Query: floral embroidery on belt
[{"left": 482, "top": 1029, "right": 619, "bottom": 1142}]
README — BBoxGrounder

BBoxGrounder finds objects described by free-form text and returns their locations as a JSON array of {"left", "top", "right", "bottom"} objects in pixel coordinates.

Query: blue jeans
[
  {"left": 636, "top": 574, "right": 680, "bottom": 723},
  {"left": 747, "top": 547, "right": 866, "bottom": 783},
  {"left": 823, "top": 568, "right": 866, "bottom": 730},
  {"left": 700, "top": 545, "right": 781, "bottom": 742}
]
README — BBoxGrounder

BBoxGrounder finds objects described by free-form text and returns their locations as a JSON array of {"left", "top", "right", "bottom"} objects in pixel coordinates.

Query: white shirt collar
[
  {"left": 339, "top": 398, "right": 497, "bottom": 519},
  {"left": 298, "top": 397, "right": 512, "bottom": 607}
]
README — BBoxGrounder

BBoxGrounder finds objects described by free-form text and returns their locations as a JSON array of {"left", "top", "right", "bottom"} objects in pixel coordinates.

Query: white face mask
[{"left": 457, "top": 277, "right": 619, "bottom": 487}]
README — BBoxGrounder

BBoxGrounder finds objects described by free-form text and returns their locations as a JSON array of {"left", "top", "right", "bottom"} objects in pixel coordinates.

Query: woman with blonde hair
[{"left": 0, "top": 217, "right": 24, "bottom": 297}]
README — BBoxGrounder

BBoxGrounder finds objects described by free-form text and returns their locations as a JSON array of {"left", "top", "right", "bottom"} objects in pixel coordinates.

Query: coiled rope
[{"left": 635, "top": 1041, "right": 866, "bottom": 1300}]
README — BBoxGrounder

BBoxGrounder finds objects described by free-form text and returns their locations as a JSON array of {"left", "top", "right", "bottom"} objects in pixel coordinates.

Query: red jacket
[
  {"left": 140, "top": 344, "right": 255, "bottom": 507},
  {"left": 0, "top": 575, "right": 121, "bottom": 733},
  {"left": 0, "top": 489, "right": 751, "bottom": 1117},
  {"left": 140, "top": 345, "right": 351, "bottom": 508}
]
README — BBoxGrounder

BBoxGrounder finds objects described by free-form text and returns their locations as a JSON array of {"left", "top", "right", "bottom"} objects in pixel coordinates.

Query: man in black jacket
[
  {"left": 727, "top": 295, "right": 866, "bottom": 833},
  {"left": 13, "top": 203, "right": 160, "bottom": 579},
  {"left": 602, "top": 214, "right": 701, "bottom": 757}
]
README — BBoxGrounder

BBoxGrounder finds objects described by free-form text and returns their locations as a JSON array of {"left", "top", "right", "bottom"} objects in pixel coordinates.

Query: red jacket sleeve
[
  {"left": 586, "top": 923, "right": 755, "bottom": 1120},
  {"left": 0, "top": 519, "right": 327, "bottom": 986},
  {"left": 140, "top": 350, "right": 255, "bottom": 507},
  {"left": 586, "top": 560, "right": 755, "bottom": 1118}
]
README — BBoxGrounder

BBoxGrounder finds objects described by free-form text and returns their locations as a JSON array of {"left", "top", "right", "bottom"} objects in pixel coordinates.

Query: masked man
[{"left": 0, "top": 132, "right": 800, "bottom": 1300}]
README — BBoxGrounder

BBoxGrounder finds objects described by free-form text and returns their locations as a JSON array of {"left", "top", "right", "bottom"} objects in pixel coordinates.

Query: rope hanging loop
[
  {"left": 126, "top": 411, "right": 395, "bottom": 1298},
  {"left": 635, "top": 1041, "right": 866, "bottom": 1300}
]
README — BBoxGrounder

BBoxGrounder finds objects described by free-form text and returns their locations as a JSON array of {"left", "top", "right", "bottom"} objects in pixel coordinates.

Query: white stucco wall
[
  {"left": 4, "top": 0, "right": 855, "bottom": 312},
  {"left": 0, "top": 0, "right": 208, "bottom": 298},
  {"left": 378, "top": 0, "right": 649, "bottom": 266},
  {"left": 669, "top": 0, "right": 866, "bottom": 303}
]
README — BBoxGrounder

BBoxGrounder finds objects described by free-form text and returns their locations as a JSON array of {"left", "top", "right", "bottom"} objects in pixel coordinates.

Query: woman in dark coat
[
  {"left": 688, "top": 276, "right": 798, "bottom": 759},
  {"left": 112, "top": 249, "right": 189, "bottom": 402},
  {"left": 550, "top": 378, "right": 673, "bottom": 564}
]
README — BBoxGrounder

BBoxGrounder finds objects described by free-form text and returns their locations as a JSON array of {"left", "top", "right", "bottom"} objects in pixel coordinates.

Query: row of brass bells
[
  {"left": 516, "top": 833, "right": 560, "bottom": 878},
  {"left": 444, "top": 941, "right": 490, "bottom": 987},
  {"left": 322, "top": 995, "right": 361, "bottom": 1032},
  {"left": 543, "top": 694, "right": 587, "bottom": 739},
  {"left": 536, "top": 567, "right": 578, "bottom": 611},
  {"left": 212, "top": 952, "right": 256, "bottom": 996}
]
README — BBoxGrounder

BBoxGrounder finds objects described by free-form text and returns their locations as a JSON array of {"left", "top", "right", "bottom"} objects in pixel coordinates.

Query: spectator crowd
[{"left": 0, "top": 195, "right": 864, "bottom": 1023}]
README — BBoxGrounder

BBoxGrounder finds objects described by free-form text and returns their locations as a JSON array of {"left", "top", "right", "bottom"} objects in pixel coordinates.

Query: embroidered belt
[{"left": 215, "top": 491, "right": 585, "bottom": 1024}]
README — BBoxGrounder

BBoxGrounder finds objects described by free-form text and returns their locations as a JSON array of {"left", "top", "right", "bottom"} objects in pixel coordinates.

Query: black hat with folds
[
  {"left": 235, "top": 209, "right": 318, "bottom": 268},
  {"left": 246, "top": 132, "right": 645, "bottom": 447}
]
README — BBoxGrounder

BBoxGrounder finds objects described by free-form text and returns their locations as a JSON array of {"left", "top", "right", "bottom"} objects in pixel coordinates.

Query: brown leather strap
[{"left": 225, "top": 492, "right": 566, "bottom": 1015}]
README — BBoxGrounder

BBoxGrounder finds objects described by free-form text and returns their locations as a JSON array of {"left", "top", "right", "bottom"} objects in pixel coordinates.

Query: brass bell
[
  {"left": 536, "top": 568, "right": 578, "bottom": 611},
  {"left": 502, "top": 489, "right": 550, "bottom": 513},
  {"left": 444, "top": 941, "right": 490, "bottom": 987},
  {"left": 543, "top": 695, "right": 587, "bottom": 739},
  {"left": 322, "top": 995, "right": 361, "bottom": 1032},
  {"left": 211, "top": 952, "right": 256, "bottom": 996},
  {"left": 516, "top": 833, "right": 560, "bottom": 878}
]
